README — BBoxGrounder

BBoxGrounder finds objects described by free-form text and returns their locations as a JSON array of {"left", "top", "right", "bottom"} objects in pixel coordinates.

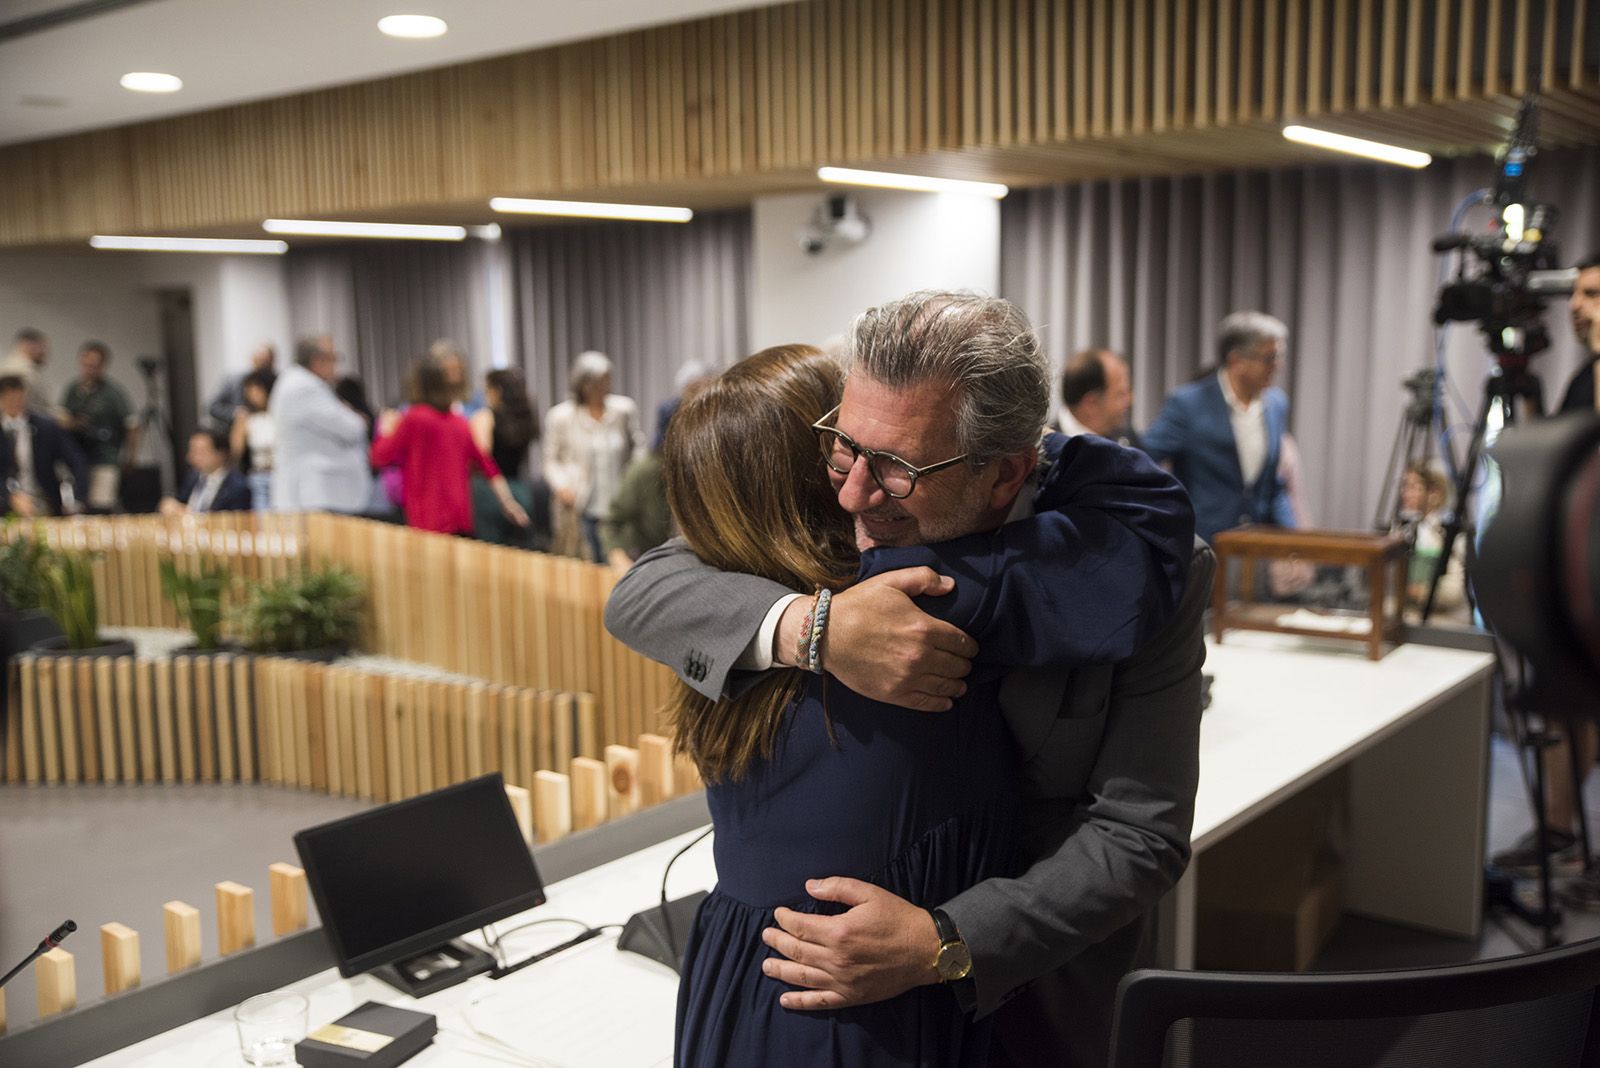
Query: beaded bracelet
[
  {"left": 795, "top": 592, "right": 820, "bottom": 670},
  {"left": 806, "top": 588, "right": 833, "bottom": 674}
]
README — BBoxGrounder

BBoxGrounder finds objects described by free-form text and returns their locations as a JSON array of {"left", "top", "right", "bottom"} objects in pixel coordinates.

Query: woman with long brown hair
[{"left": 664, "top": 344, "right": 1178, "bottom": 1066}]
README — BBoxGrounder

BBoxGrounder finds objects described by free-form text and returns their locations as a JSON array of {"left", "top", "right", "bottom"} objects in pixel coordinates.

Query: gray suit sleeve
[
  {"left": 603, "top": 537, "right": 797, "bottom": 700},
  {"left": 942, "top": 542, "right": 1214, "bottom": 1017}
]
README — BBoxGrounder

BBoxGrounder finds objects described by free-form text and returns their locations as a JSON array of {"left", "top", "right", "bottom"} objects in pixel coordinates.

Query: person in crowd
[
  {"left": 229, "top": 369, "right": 276, "bottom": 512},
  {"left": 1142, "top": 310, "right": 1295, "bottom": 544},
  {"left": 429, "top": 338, "right": 481, "bottom": 415},
  {"left": 1058, "top": 347, "right": 1139, "bottom": 448},
  {"left": 269, "top": 337, "right": 373, "bottom": 514},
  {"left": 159, "top": 429, "right": 251, "bottom": 515},
  {"left": 601, "top": 444, "right": 672, "bottom": 569},
  {"left": 1393, "top": 461, "right": 1464, "bottom": 615},
  {"left": 653, "top": 358, "right": 715, "bottom": 449},
  {"left": 370, "top": 355, "right": 529, "bottom": 537},
  {"left": 609, "top": 291, "right": 1209, "bottom": 1068},
  {"left": 2, "top": 373, "right": 86, "bottom": 517},
  {"left": 207, "top": 342, "right": 276, "bottom": 429},
  {"left": 0, "top": 327, "right": 51, "bottom": 414},
  {"left": 59, "top": 340, "right": 138, "bottom": 512},
  {"left": 469, "top": 368, "right": 549, "bottom": 548},
  {"left": 1492, "top": 250, "right": 1600, "bottom": 900},
  {"left": 543, "top": 350, "right": 645, "bottom": 561}
]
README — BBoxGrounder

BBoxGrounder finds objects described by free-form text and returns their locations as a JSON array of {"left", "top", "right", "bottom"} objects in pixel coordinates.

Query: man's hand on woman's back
[{"left": 778, "top": 567, "right": 977, "bottom": 711}]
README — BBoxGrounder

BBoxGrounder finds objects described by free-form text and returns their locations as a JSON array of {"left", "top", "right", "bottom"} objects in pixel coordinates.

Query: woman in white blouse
[{"left": 543, "top": 350, "right": 645, "bottom": 561}]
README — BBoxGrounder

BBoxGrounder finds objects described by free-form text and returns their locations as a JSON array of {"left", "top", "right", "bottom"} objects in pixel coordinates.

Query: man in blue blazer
[
  {"left": 1142, "top": 311, "right": 1295, "bottom": 544},
  {"left": 2, "top": 374, "right": 88, "bottom": 516}
]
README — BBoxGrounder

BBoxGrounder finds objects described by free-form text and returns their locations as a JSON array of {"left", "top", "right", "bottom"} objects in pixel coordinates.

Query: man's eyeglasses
[{"left": 809, "top": 405, "right": 971, "bottom": 499}]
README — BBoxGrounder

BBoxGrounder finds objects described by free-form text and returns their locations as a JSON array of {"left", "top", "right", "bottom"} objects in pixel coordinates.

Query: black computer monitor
[{"left": 294, "top": 773, "right": 545, "bottom": 993}]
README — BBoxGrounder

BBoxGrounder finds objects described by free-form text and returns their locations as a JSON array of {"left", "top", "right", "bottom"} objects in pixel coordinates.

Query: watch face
[{"left": 936, "top": 942, "right": 972, "bottom": 981}]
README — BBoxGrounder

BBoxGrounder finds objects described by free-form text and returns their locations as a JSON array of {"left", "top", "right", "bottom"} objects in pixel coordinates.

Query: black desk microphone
[{"left": 0, "top": 920, "right": 77, "bottom": 990}]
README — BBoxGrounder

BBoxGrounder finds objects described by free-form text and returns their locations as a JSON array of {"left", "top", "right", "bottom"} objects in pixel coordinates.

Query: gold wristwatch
[{"left": 929, "top": 908, "right": 972, "bottom": 982}]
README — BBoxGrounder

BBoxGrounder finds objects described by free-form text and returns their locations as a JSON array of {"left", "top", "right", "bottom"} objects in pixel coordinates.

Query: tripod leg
[
  {"left": 1567, "top": 720, "right": 1595, "bottom": 867},
  {"left": 1422, "top": 387, "right": 1494, "bottom": 622}
]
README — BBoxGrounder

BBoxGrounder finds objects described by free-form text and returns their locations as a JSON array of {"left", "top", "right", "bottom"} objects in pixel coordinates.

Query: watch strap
[{"left": 929, "top": 907, "right": 960, "bottom": 947}]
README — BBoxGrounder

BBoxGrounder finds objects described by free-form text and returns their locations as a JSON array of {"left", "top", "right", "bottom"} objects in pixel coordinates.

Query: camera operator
[
  {"left": 59, "top": 340, "right": 139, "bottom": 512},
  {"left": 1490, "top": 250, "right": 1600, "bottom": 900}
]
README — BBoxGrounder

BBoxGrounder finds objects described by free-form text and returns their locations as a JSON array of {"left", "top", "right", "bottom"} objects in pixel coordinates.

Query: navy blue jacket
[
  {"left": 176, "top": 468, "right": 253, "bottom": 513},
  {"left": 1141, "top": 373, "right": 1294, "bottom": 544},
  {"left": 2, "top": 412, "right": 88, "bottom": 515}
]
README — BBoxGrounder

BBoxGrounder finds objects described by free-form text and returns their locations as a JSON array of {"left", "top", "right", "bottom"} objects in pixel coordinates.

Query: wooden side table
[{"left": 1211, "top": 526, "right": 1410, "bottom": 660}]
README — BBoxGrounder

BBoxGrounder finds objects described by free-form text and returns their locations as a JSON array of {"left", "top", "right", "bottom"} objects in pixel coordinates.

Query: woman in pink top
[{"left": 371, "top": 355, "right": 529, "bottom": 536}]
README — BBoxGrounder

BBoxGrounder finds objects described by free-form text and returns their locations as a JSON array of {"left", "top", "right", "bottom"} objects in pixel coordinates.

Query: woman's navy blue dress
[{"left": 674, "top": 433, "right": 1196, "bottom": 1068}]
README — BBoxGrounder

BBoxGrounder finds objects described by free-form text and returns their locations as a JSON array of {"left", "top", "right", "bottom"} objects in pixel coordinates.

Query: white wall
[
  {"left": 0, "top": 249, "right": 291, "bottom": 419},
  {"left": 750, "top": 189, "right": 1001, "bottom": 349}
]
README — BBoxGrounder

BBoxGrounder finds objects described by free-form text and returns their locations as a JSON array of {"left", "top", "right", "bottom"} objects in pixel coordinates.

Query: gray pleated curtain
[
  {"left": 1000, "top": 145, "right": 1600, "bottom": 531},
  {"left": 287, "top": 241, "right": 494, "bottom": 409},
  {"left": 506, "top": 212, "right": 752, "bottom": 423}
]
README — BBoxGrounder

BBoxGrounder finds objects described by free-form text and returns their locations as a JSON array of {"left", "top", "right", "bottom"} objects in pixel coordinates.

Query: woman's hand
[
  {"left": 501, "top": 498, "right": 531, "bottom": 528},
  {"left": 376, "top": 409, "right": 402, "bottom": 437},
  {"left": 555, "top": 486, "right": 577, "bottom": 508}
]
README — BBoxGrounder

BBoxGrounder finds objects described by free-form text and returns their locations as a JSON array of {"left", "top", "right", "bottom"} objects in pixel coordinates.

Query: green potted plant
[
  {"left": 0, "top": 523, "right": 63, "bottom": 662},
  {"left": 160, "top": 559, "right": 234, "bottom": 653},
  {"left": 33, "top": 544, "right": 135, "bottom": 657},
  {"left": 232, "top": 566, "right": 364, "bottom": 661}
]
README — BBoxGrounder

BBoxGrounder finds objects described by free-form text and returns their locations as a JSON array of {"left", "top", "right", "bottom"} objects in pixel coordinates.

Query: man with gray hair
[
  {"left": 268, "top": 336, "right": 371, "bottom": 513},
  {"left": 1142, "top": 310, "right": 1296, "bottom": 543},
  {"left": 608, "top": 290, "right": 1210, "bottom": 1066}
]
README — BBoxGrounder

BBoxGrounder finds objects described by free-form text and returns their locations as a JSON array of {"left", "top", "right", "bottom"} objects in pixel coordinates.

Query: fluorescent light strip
[
  {"left": 90, "top": 235, "right": 287, "bottom": 254},
  {"left": 489, "top": 198, "right": 693, "bottom": 223},
  {"left": 817, "top": 166, "right": 1009, "bottom": 198},
  {"left": 1282, "top": 125, "right": 1431, "bottom": 169},
  {"left": 262, "top": 219, "right": 466, "bottom": 241}
]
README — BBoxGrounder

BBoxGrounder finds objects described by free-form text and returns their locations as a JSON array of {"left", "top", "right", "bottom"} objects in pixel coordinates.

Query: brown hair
[
  {"left": 660, "top": 344, "right": 857, "bottom": 782},
  {"left": 407, "top": 354, "right": 456, "bottom": 412},
  {"left": 1403, "top": 461, "right": 1449, "bottom": 511}
]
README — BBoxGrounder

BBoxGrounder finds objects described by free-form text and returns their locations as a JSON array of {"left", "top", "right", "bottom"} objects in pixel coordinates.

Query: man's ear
[{"left": 987, "top": 447, "right": 1039, "bottom": 511}]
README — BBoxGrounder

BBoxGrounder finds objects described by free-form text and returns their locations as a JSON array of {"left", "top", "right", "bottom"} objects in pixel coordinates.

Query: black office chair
[{"left": 1110, "top": 936, "right": 1600, "bottom": 1068}]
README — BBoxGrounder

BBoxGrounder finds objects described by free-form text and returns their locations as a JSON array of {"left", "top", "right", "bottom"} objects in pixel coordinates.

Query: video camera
[{"left": 1432, "top": 95, "right": 1576, "bottom": 364}]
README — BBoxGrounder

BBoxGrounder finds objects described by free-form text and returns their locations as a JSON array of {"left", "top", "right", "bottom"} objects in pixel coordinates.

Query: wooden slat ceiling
[{"left": 1, "top": 0, "right": 1595, "bottom": 249}]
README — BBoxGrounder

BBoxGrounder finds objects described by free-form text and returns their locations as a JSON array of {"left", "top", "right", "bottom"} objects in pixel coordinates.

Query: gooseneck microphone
[{"left": 0, "top": 920, "right": 77, "bottom": 990}]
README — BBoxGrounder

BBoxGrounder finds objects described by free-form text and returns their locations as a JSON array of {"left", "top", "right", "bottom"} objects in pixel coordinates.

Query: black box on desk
[{"left": 295, "top": 1002, "right": 435, "bottom": 1068}]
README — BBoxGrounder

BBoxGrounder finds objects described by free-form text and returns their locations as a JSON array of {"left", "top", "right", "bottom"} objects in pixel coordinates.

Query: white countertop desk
[{"left": 84, "top": 632, "right": 1495, "bottom": 1065}]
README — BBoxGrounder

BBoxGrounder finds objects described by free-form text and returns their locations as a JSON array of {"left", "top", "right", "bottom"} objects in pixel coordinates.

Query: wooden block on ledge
[
  {"left": 637, "top": 733, "right": 674, "bottom": 808},
  {"left": 533, "top": 770, "right": 572, "bottom": 843},
  {"left": 163, "top": 901, "right": 201, "bottom": 973},
  {"left": 215, "top": 881, "right": 255, "bottom": 955},
  {"left": 35, "top": 947, "right": 75, "bottom": 1017},
  {"left": 503, "top": 783, "right": 533, "bottom": 847},
  {"left": 269, "top": 862, "right": 309, "bottom": 936},
  {"left": 570, "top": 757, "right": 607, "bottom": 832},
  {"left": 100, "top": 922, "right": 141, "bottom": 994},
  {"left": 604, "top": 744, "right": 641, "bottom": 819}
]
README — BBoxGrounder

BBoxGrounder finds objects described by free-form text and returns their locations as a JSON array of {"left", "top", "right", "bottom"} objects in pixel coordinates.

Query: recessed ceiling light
[
  {"left": 90, "top": 235, "right": 287, "bottom": 254},
  {"left": 1282, "top": 125, "right": 1431, "bottom": 168},
  {"left": 378, "top": 14, "right": 448, "bottom": 38},
  {"left": 120, "top": 72, "right": 183, "bottom": 94},
  {"left": 489, "top": 198, "right": 694, "bottom": 223},
  {"left": 816, "top": 166, "right": 1009, "bottom": 198},
  {"left": 263, "top": 219, "right": 466, "bottom": 241}
]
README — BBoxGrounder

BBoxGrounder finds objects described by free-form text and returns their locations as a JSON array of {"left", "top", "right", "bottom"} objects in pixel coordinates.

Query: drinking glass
[{"left": 235, "top": 991, "right": 308, "bottom": 1067}]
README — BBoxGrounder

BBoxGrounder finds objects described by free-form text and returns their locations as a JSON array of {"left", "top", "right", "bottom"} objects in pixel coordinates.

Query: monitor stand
[{"left": 373, "top": 939, "right": 495, "bottom": 998}]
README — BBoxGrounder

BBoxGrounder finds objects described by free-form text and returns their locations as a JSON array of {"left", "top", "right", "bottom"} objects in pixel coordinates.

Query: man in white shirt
[
  {"left": 0, "top": 327, "right": 51, "bottom": 415},
  {"left": 1057, "top": 348, "right": 1137, "bottom": 447},
  {"left": 269, "top": 337, "right": 372, "bottom": 514},
  {"left": 1141, "top": 311, "right": 1295, "bottom": 543}
]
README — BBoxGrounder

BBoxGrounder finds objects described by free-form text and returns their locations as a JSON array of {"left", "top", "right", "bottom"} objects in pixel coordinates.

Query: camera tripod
[
  {"left": 1430, "top": 359, "right": 1585, "bottom": 947},
  {"left": 1372, "top": 369, "right": 1439, "bottom": 532}
]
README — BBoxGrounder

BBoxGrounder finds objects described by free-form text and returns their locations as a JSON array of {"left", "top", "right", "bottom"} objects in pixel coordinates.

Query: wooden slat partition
[
  {"left": 0, "top": 0, "right": 1595, "bottom": 249},
  {"left": 6, "top": 514, "right": 677, "bottom": 756}
]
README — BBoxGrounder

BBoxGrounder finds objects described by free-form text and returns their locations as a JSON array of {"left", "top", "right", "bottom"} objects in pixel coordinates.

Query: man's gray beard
[{"left": 852, "top": 488, "right": 992, "bottom": 550}]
